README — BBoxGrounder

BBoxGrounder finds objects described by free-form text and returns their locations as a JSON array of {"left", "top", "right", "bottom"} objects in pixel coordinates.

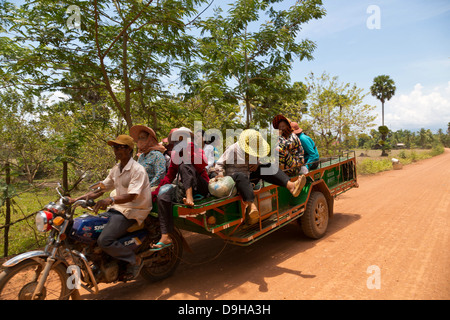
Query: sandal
[
  {"left": 149, "top": 241, "right": 173, "bottom": 252},
  {"left": 291, "top": 175, "right": 306, "bottom": 197},
  {"left": 246, "top": 206, "right": 260, "bottom": 225}
]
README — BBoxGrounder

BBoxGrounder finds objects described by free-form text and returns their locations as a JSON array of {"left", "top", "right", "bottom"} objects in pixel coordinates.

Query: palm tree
[{"left": 370, "top": 75, "right": 396, "bottom": 126}]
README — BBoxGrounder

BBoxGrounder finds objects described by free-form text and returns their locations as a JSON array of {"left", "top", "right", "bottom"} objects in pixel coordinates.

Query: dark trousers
[
  {"left": 308, "top": 161, "right": 319, "bottom": 170},
  {"left": 157, "top": 164, "right": 209, "bottom": 234},
  {"left": 97, "top": 209, "right": 137, "bottom": 265},
  {"left": 231, "top": 163, "right": 290, "bottom": 202}
]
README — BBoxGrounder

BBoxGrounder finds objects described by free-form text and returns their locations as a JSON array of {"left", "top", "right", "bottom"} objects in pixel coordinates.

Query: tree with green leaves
[
  {"left": 0, "top": 0, "right": 206, "bottom": 130},
  {"left": 183, "top": 0, "right": 326, "bottom": 128},
  {"left": 0, "top": 89, "right": 53, "bottom": 184},
  {"left": 370, "top": 75, "right": 396, "bottom": 127},
  {"left": 305, "top": 72, "right": 376, "bottom": 155},
  {"left": 370, "top": 75, "right": 396, "bottom": 156}
]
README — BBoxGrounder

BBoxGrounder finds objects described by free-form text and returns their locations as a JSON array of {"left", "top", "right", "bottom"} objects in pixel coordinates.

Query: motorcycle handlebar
[
  {"left": 71, "top": 199, "right": 96, "bottom": 211},
  {"left": 86, "top": 199, "right": 96, "bottom": 208}
]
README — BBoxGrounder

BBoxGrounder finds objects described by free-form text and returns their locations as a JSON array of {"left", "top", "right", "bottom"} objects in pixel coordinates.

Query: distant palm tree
[{"left": 370, "top": 75, "right": 396, "bottom": 126}]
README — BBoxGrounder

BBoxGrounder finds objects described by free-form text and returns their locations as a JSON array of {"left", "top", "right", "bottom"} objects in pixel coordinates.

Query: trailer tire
[{"left": 300, "top": 191, "right": 329, "bottom": 239}]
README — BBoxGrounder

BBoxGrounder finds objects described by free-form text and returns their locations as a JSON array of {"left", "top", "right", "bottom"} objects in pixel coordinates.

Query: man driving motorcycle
[{"left": 71, "top": 134, "right": 151, "bottom": 279}]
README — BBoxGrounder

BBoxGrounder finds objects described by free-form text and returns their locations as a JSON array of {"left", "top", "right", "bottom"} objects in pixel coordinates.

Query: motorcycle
[{"left": 0, "top": 183, "right": 183, "bottom": 300}]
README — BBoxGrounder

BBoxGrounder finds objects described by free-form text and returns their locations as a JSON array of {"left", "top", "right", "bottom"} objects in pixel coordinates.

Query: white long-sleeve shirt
[{"left": 214, "top": 142, "right": 253, "bottom": 177}]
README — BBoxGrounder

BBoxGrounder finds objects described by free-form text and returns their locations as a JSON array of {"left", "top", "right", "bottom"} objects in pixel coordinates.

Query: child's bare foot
[
  {"left": 183, "top": 197, "right": 194, "bottom": 207},
  {"left": 183, "top": 187, "right": 195, "bottom": 206}
]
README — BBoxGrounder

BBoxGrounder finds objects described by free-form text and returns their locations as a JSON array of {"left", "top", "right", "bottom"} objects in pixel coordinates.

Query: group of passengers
[{"left": 71, "top": 115, "right": 319, "bottom": 279}]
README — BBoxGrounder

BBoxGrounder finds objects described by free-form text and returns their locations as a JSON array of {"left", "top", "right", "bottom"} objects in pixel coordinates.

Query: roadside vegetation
[{"left": 356, "top": 145, "right": 445, "bottom": 175}]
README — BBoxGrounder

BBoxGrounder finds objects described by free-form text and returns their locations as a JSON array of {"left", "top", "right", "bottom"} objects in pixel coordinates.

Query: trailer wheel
[{"left": 300, "top": 191, "right": 329, "bottom": 239}]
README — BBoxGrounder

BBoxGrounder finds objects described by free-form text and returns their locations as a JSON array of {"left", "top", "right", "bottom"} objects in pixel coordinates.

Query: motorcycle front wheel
[{"left": 0, "top": 259, "right": 71, "bottom": 300}]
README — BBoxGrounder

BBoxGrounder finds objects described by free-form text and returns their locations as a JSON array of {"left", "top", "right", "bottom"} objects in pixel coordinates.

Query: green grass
[
  {"left": 1, "top": 185, "right": 107, "bottom": 257},
  {"left": 357, "top": 158, "right": 393, "bottom": 175},
  {"left": 1, "top": 188, "right": 58, "bottom": 257}
]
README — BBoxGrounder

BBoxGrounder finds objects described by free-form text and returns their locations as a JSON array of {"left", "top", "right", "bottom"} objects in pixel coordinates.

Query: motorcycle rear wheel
[
  {"left": 140, "top": 231, "right": 183, "bottom": 282},
  {"left": 0, "top": 259, "right": 71, "bottom": 300}
]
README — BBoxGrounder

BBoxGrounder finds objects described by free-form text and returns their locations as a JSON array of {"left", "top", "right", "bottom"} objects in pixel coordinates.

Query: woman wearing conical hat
[{"left": 213, "top": 129, "right": 306, "bottom": 225}]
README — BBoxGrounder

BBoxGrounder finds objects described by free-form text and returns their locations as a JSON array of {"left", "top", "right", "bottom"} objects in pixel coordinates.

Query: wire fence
[{"left": 0, "top": 162, "right": 48, "bottom": 258}]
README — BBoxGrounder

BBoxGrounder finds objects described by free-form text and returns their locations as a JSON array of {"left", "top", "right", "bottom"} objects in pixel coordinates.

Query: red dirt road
[{"left": 81, "top": 149, "right": 450, "bottom": 300}]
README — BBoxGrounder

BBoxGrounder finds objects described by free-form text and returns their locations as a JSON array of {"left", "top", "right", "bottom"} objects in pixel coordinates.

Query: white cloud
[{"left": 384, "top": 82, "right": 450, "bottom": 132}]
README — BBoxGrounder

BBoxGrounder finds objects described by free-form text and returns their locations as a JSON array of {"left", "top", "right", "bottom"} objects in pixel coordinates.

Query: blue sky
[{"left": 291, "top": 0, "right": 450, "bottom": 133}]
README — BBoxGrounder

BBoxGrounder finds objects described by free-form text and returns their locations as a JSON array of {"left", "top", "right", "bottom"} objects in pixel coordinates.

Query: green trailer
[{"left": 168, "top": 151, "right": 358, "bottom": 245}]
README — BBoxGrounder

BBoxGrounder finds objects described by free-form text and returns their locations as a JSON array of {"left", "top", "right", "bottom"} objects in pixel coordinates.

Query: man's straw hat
[{"left": 107, "top": 135, "right": 135, "bottom": 149}]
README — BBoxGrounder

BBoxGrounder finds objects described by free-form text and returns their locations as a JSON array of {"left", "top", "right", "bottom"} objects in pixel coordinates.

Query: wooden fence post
[{"left": 3, "top": 162, "right": 11, "bottom": 257}]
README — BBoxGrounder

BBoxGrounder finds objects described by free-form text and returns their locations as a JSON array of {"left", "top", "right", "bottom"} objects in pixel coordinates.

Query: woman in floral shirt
[
  {"left": 272, "top": 115, "right": 305, "bottom": 176},
  {"left": 130, "top": 125, "right": 166, "bottom": 188}
]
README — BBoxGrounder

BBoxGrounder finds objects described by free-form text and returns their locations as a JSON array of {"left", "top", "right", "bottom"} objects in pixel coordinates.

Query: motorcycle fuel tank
[
  {"left": 69, "top": 214, "right": 109, "bottom": 244},
  {"left": 69, "top": 213, "right": 148, "bottom": 250}
]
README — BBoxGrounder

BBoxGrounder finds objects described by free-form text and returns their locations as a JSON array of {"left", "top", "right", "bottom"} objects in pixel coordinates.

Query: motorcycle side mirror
[{"left": 56, "top": 183, "right": 64, "bottom": 198}]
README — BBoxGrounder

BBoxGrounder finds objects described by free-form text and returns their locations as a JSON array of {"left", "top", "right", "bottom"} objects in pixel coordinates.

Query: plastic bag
[
  {"left": 208, "top": 176, "right": 237, "bottom": 198},
  {"left": 158, "top": 184, "right": 175, "bottom": 196}
]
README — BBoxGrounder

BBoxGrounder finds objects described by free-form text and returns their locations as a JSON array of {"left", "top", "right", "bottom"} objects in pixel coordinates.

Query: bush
[
  {"left": 430, "top": 143, "right": 444, "bottom": 156},
  {"left": 357, "top": 158, "right": 392, "bottom": 175},
  {"left": 398, "top": 150, "right": 407, "bottom": 159}
]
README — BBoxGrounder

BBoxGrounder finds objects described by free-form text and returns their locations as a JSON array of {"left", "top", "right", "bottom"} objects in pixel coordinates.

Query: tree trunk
[
  {"left": 380, "top": 132, "right": 388, "bottom": 157},
  {"left": 380, "top": 101, "right": 387, "bottom": 157},
  {"left": 122, "top": 31, "right": 133, "bottom": 130},
  {"left": 245, "top": 94, "right": 251, "bottom": 129},
  {"left": 246, "top": 101, "right": 251, "bottom": 129},
  {"left": 62, "top": 161, "right": 69, "bottom": 196}
]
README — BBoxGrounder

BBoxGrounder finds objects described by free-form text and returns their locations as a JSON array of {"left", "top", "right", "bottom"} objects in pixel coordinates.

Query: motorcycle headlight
[{"left": 36, "top": 210, "right": 53, "bottom": 232}]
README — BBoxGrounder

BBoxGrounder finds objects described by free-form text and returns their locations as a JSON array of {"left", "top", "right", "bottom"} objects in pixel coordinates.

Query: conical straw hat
[{"left": 238, "top": 129, "right": 270, "bottom": 158}]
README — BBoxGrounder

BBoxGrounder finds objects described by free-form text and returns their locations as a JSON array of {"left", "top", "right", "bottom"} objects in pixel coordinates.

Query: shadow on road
[{"left": 81, "top": 212, "right": 361, "bottom": 300}]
